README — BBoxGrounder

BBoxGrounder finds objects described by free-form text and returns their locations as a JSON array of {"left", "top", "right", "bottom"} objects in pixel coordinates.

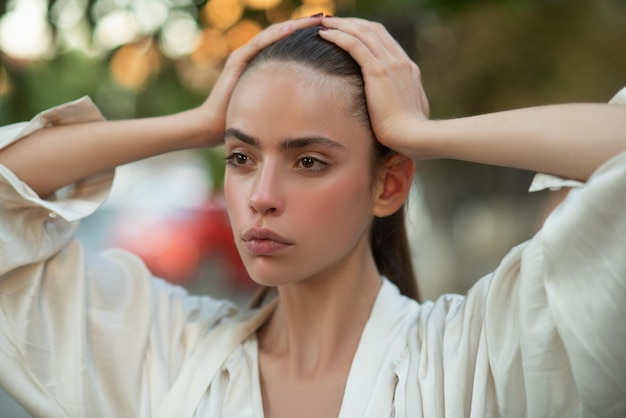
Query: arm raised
[
  {"left": 0, "top": 16, "right": 323, "bottom": 198},
  {"left": 416, "top": 100, "right": 626, "bottom": 181},
  {"left": 320, "top": 17, "right": 626, "bottom": 180},
  {"left": 0, "top": 109, "right": 208, "bottom": 198}
]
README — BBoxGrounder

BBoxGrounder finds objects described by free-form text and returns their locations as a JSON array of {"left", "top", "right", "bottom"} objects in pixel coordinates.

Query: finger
[
  {"left": 321, "top": 17, "right": 390, "bottom": 62},
  {"left": 317, "top": 27, "right": 385, "bottom": 77},
  {"left": 340, "top": 17, "right": 409, "bottom": 59},
  {"left": 320, "top": 25, "right": 430, "bottom": 121},
  {"left": 322, "top": 19, "right": 428, "bottom": 114},
  {"left": 213, "top": 15, "right": 323, "bottom": 102},
  {"left": 322, "top": 17, "right": 408, "bottom": 62},
  {"left": 231, "top": 15, "right": 323, "bottom": 64}
]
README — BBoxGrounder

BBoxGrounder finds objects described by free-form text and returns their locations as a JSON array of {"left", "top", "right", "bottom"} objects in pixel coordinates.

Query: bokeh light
[
  {"left": 266, "top": 0, "right": 293, "bottom": 23},
  {"left": 50, "top": 0, "right": 86, "bottom": 30},
  {"left": 291, "top": 0, "right": 334, "bottom": 19},
  {"left": 110, "top": 39, "right": 161, "bottom": 89},
  {"left": 245, "top": 0, "right": 283, "bottom": 10},
  {"left": 132, "top": 0, "right": 169, "bottom": 34},
  {"left": 176, "top": 59, "right": 221, "bottom": 93},
  {"left": 203, "top": 0, "right": 244, "bottom": 31},
  {"left": 0, "top": 0, "right": 53, "bottom": 60},
  {"left": 226, "top": 19, "right": 263, "bottom": 51},
  {"left": 0, "top": 0, "right": 342, "bottom": 96},
  {"left": 94, "top": 9, "right": 141, "bottom": 50},
  {"left": 160, "top": 12, "right": 201, "bottom": 58},
  {"left": 192, "top": 28, "right": 230, "bottom": 65}
]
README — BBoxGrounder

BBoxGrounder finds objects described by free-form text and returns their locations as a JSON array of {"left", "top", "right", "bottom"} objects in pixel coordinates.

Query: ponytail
[{"left": 371, "top": 206, "right": 419, "bottom": 301}]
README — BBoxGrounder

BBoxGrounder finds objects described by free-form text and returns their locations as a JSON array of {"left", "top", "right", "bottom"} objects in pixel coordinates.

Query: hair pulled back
[{"left": 245, "top": 27, "right": 419, "bottom": 302}]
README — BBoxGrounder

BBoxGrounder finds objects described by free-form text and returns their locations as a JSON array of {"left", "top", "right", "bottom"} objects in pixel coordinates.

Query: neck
[{"left": 257, "top": 250, "right": 382, "bottom": 377}]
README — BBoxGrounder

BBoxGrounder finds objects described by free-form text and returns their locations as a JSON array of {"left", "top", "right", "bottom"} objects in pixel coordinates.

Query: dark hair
[{"left": 245, "top": 27, "right": 419, "bottom": 304}]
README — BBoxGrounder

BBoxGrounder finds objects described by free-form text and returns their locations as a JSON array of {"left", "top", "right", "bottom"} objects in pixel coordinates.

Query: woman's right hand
[
  {"left": 197, "top": 15, "right": 324, "bottom": 147},
  {"left": 0, "top": 15, "right": 323, "bottom": 197}
]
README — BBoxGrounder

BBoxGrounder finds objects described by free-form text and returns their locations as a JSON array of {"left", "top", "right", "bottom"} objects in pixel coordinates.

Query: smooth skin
[
  {"left": 319, "top": 18, "right": 626, "bottom": 182},
  {"left": 0, "top": 15, "right": 625, "bottom": 418},
  {"left": 224, "top": 62, "right": 412, "bottom": 417},
  {"left": 0, "top": 16, "right": 325, "bottom": 198}
]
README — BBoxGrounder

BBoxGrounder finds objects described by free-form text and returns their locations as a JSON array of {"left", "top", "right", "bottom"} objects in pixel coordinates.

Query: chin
[
  {"left": 247, "top": 270, "right": 300, "bottom": 288},
  {"left": 243, "top": 259, "right": 307, "bottom": 288}
]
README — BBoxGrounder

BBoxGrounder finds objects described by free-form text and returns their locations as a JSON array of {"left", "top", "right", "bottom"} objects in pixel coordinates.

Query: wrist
[
  {"left": 172, "top": 108, "right": 222, "bottom": 149},
  {"left": 390, "top": 116, "right": 440, "bottom": 160}
]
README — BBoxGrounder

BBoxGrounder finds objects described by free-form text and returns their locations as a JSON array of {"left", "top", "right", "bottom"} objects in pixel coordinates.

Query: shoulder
[{"left": 382, "top": 276, "right": 491, "bottom": 347}]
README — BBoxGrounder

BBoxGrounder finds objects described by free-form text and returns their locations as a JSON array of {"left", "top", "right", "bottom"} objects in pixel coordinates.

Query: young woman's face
[{"left": 224, "top": 62, "right": 379, "bottom": 287}]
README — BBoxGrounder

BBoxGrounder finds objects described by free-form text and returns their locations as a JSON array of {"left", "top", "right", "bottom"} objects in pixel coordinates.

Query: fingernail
[
  {"left": 325, "top": 15, "right": 334, "bottom": 18},
  {"left": 310, "top": 12, "right": 323, "bottom": 18},
  {"left": 318, "top": 25, "right": 329, "bottom": 31}
]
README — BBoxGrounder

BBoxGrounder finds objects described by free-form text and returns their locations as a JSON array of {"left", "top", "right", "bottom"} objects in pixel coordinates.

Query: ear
[{"left": 372, "top": 153, "right": 415, "bottom": 217}]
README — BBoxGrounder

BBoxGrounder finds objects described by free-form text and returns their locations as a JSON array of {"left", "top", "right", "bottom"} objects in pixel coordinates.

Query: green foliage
[
  {"left": 1, "top": 0, "right": 625, "bottom": 200},
  {"left": 1, "top": 52, "right": 106, "bottom": 124}
]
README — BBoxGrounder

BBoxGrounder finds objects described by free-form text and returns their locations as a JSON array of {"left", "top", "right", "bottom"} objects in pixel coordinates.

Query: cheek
[
  {"left": 223, "top": 174, "right": 245, "bottom": 227},
  {"left": 294, "top": 171, "right": 375, "bottom": 240},
  {"left": 223, "top": 163, "right": 376, "bottom": 240}
]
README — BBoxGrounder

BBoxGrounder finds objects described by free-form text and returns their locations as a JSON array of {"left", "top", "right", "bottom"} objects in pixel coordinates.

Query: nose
[{"left": 249, "top": 161, "right": 284, "bottom": 216}]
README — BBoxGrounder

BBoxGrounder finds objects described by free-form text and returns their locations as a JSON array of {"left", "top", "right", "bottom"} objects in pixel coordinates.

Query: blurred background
[{"left": 0, "top": 0, "right": 625, "bottom": 415}]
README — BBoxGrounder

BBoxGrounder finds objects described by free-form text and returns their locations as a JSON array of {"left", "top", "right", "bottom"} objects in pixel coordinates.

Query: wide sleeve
[
  {"left": 0, "top": 99, "right": 236, "bottom": 418},
  {"left": 0, "top": 97, "right": 112, "bottom": 276},
  {"left": 395, "top": 88, "right": 626, "bottom": 418},
  {"left": 483, "top": 89, "right": 626, "bottom": 417}
]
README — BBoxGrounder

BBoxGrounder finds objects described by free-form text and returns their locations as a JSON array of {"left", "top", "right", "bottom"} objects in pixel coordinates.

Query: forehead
[
  {"left": 226, "top": 62, "right": 369, "bottom": 147},
  {"left": 236, "top": 61, "right": 351, "bottom": 102}
]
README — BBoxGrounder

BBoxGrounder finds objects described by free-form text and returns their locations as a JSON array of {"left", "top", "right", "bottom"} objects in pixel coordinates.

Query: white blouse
[{"left": 1, "top": 89, "right": 625, "bottom": 418}]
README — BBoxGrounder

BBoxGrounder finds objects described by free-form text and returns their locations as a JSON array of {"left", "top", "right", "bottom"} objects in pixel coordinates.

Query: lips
[{"left": 242, "top": 227, "right": 293, "bottom": 255}]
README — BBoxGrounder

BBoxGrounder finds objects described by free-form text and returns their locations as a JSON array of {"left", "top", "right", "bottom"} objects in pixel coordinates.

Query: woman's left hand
[
  {"left": 319, "top": 17, "right": 430, "bottom": 158},
  {"left": 321, "top": 17, "right": 626, "bottom": 179}
]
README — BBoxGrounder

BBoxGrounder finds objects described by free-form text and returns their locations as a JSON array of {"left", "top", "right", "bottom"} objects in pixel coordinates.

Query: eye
[
  {"left": 297, "top": 156, "right": 329, "bottom": 173},
  {"left": 225, "top": 152, "right": 252, "bottom": 168},
  {"left": 301, "top": 157, "right": 315, "bottom": 168}
]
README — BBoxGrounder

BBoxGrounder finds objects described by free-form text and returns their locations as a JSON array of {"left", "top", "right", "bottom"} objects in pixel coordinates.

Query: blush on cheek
[
  {"left": 223, "top": 178, "right": 244, "bottom": 236},
  {"left": 299, "top": 174, "right": 373, "bottom": 237}
]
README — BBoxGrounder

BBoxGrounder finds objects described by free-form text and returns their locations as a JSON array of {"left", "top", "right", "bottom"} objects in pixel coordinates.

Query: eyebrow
[{"left": 225, "top": 128, "right": 346, "bottom": 151}]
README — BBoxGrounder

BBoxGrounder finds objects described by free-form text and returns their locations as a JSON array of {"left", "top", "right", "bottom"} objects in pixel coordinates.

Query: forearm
[
  {"left": 417, "top": 103, "right": 626, "bottom": 181},
  {"left": 0, "top": 108, "right": 210, "bottom": 197}
]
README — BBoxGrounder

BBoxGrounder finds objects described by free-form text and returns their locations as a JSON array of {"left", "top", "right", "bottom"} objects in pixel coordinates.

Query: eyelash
[
  {"left": 225, "top": 153, "right": 330, "bottom": 173},
  {"left": 298, "top": 156, "right": 330, "bottom": 173},
  {"left": 225, "top": 152, "right": 251, "bottom": 169}
]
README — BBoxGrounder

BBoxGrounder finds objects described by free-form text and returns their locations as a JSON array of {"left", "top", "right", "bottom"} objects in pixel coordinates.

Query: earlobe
[{"left": 372, "top": 154, "right": 415, "bottom": 217}]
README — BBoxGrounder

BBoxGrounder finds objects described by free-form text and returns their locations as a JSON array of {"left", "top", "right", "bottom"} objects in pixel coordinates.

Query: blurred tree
[
  {"left": 0, "top": 0, "right": 624, "bottom": 295},
  {"left": 2, "top": 0, "right": 623, "bottom": 121}
]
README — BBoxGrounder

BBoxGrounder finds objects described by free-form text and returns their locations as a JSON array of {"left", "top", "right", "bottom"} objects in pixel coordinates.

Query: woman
[{"left": 0, "top": 15, "right": 625, "bottom": 417}]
